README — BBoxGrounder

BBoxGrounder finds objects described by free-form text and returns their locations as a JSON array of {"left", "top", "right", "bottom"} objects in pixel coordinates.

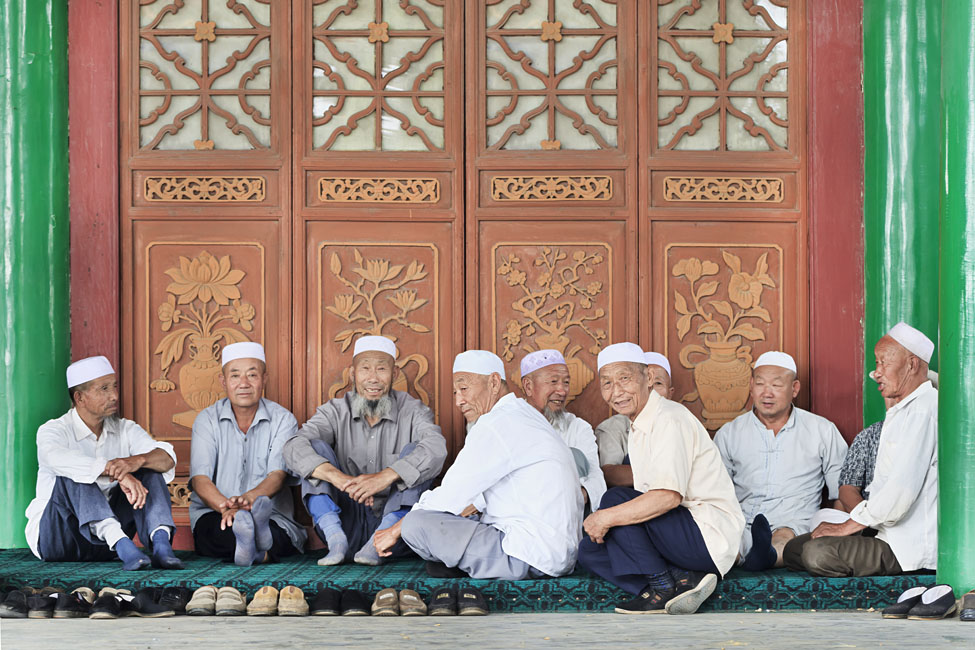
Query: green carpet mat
[{"left": 0, "top": 549, "right": 930, "bottom": 613}]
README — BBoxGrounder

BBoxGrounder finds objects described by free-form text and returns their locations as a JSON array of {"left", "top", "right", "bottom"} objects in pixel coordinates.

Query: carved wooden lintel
[
  {"left": 318, "top": 178, "right": 440, "bottom": 203},
  {"left": 491, "top": 175, "right": 613, "bottom": 202},
  {"left": 145, "top": 176, "right": 266, "bottom": 202},
  {"left": 663, "top": 177, "right": 784, "bottom": 203}
]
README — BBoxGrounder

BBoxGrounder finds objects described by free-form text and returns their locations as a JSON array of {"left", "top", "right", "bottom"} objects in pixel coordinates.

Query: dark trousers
[
  {"left": 38, "top": 469, "right": 175, "bottom": 562},
  {"left": 300, "top": 439, "right": 429, "bottom": 554},
  {"left": 192, "top": 511, "right": 299, "bottom": 562},
  {"left": 577, "top": 487, "right": 719, "bottom": 595},
  {"left": 783, "top": 532, "right": 903, "bottom": 577}
]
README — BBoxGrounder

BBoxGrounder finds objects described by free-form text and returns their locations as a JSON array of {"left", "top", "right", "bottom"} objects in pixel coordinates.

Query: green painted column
[
  {"left": 938, "top": 0, "right": 975, "bottom": 595},
  {"left": 0, "top": 0, "right": 70, "bottom": 548},
  {"left": 862, "top": 0, "right": 942, "bottom": 426}
]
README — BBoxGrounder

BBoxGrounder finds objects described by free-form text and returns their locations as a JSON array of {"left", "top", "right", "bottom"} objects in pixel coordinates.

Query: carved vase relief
[
  {"left": 150, "top": 251, "right": 256, "bottom": 428},
  {"left": 321, "top": 246, "right": 438, "bottom": 413},
  {"left": 493, "top": 245, "right": 610, "bottom": 405},
  {"left": 671, "top": 249, "right": 778, "bottom": 429}
]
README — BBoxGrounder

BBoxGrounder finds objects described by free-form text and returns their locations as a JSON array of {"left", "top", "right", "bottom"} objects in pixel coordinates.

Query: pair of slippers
[{"left": 882, "top": 585, "right": 961, "bottom": 620}]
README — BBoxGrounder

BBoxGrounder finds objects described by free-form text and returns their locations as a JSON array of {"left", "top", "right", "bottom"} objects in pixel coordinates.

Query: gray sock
[
  {"left": 251, "top": 496, "right": 274, "bottom": 553},
  {"left": 315, "top": 512, "right": 348, "bottom": 566},
  {"left": 232, "top": 511, "right": 259, "bottom": 567}
]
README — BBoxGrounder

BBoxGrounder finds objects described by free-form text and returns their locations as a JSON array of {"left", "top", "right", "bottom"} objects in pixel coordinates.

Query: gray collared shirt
[
  {"left": 190, "top": 398, "right": 307, "bottom": 550},
  {"left": 283, "top": 390, "right": 446, "bottom": 514}
]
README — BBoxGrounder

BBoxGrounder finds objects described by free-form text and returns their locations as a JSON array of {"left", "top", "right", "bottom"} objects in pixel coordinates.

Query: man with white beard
[{"left": 283, "top": 336, "right": 447, "bottom": 566}]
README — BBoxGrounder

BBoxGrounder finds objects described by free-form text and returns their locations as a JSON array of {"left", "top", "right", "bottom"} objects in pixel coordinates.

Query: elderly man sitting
[
  {"left": 25, "top": 356, "right": 182, "bottom": 570},
  {"left": 374, "top": 350, "right": 583, "bottom": 580},
  {"left": 784, "top": 322, "right": 938, "bottom": 577},
  {"left": 577, "top": 343, "right": 744, "bottom": 614},
  {"left": 283, "top": 336, "right": 447, "bottom": 566},
  {"left": 713, "top": 351, "right": 847, "bottom": 571},
  {"left": 520, "top": 349, "right": 606, "bottom": 513},
  {"left": 595, "top": 351, "right": 674, "bottom": 489},
  {"left": 189, "top": 343, "right": 306, "bottom": 566}
]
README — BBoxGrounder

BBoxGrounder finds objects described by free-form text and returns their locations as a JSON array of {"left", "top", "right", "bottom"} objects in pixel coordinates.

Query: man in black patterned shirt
[{"left": 834, "top": 420, "right": 883, "bottom": 512}]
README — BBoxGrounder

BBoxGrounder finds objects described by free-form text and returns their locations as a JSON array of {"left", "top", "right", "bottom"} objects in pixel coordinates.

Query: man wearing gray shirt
[
  {"left": 190, "top": 342, "right": 306, "bottom": 566},
  {"left": 283, "top": 335, "right": 447, "bottom": 566}
]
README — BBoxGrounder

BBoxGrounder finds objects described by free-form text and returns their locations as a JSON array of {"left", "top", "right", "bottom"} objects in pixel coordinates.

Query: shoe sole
[
  {"left": 89, "top": 612, "right": 119, "bottom": 620},
  {"left": 279, "top": 607, "right": 310, "bottom": 617},
  {"left": 458, "top": 607, "right": 488, "bottom": 616},
  {"left": 908, "top": 605, "right": 958, "bottom": 621},
  {"left": 371, "top": 608, "right": 399, "bottom": 616},
  {"left": 126, "top": 611, "right": 175, "bottom": 618},
  {"left": 53, "top": 611, "right": 89, "bottom": 619},
  {"left": 27, "top": 611, "right": 54, "bottom": 619},
  {"left": 613, "top": 606, "right": 667, "bottom": 615},
  {"left": 665, "top": 574, "right": 718, "bottom": 615},
  {"left": 401, "top": 609, "right": 427, "bottom": 616},
  {"left": 247, "top": 610, "right": 277, "bottom": 616},
  {"left": 881, "top": 613, "right": 908, "bottom": 619},
  {"left": 341, "top": 610, "right": 369, "bottom": 616},
  {"left": 311, "top": 610, "right": 339, "bottom": 616},
  {"left": 215, "top": 609, "right": 245, "bottom": 616},
  {"left": 429, "top": 608, "right": 456, "bottom": 616},
  {"left": 186, "top": 607, "right": 215, "bottom": 616}
]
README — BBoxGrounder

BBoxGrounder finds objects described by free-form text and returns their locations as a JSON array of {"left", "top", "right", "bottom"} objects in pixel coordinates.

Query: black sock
[
  {"left": 425, "top": 560, "right": 468, "bottom": 579},
  {"left": 742, "top": 513, "right": 777, "bottom": 571},
  {"left": 646, "top": 570, "right": 675, "bottom": 594}
]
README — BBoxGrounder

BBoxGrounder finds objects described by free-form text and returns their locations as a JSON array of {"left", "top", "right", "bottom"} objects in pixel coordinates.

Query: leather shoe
[
  {"left": 123, "top": 590, "right": 175, "bottom": 618},
  {"left": 615, "top": 588, "right": 673, "bottom": 615},
  {"left": 458, "top": 586, "right": 488, "bottom": 616},
  {"left": 907, "top": 584, "right": 958, "bottom": 620},
  {"left": 339, "top": 589, "right": 370, "bottom": 616},
  {"left": 278, "top": 586, "right": 309, "bottom": 617},
  {"left": 399, "top": 589, "right": 427, "bottom": 616},
  {"left": 371, "top": 588, "right": 399, "bottom": 616},
  {"left": 310, "top": 587, "right": 341, "bottom": 616},
  {"left": 90, "top": 590, "right": 128, "bottom": 620},
  {"left": 186, "top": 585, "right": 217, "bottom": 616},
  {"left": 53, "top": 590, "right": 93, "bottom": 619},
  {"left": 159, "top": 586, "right": 193, "bottom": 614},
  {"left": 27, "top": 593, "right": 57, "bottom": 619},
  {"left": 215, "top": 586, "right": 246, "bottom": 616},
  {"left": 0, "top": 589, "right": 28, "bottom": 619},
  {"left": 428, "top": 585, "right": 457, "bottom": 616},
  {"left": 960, "top": 590, "right": 975, "bottom": 622},
  {"left": 882, "top": 585, "right": 929, "bottom": 619},
  {"left": 246, "top": 586, "right": 279, "bottom": 616}
]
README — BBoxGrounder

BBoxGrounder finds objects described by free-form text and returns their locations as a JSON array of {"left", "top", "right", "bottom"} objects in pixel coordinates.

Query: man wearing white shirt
[
  {"left": 24, "top": 356, "right": 182, "bottom": 570},
  {"left": 784, "top": 322, "right": 939, "bottom": 576},
  {"left": 374, "top": 350, "right": 583, "bottom": 579},
  {"left": 520, "top": 349, "right": 607, "bottom": 514},
  {"left": 714, "top": 351, "right": 847, "bottom": 571}
]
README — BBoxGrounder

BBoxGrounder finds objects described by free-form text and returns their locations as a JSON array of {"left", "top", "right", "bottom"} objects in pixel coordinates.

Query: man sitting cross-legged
[
  {"left": 25, "top": 356, "right": 183, "bottom": 571},
  {"left": 520, "top": 349, "right": 607, "bottom": 515},
  {"left": 577, "top": 343, "right": 744, "bottom": 615},
  {"left": 283, "top": 335, "right": 447, "bottom": 566},
  {"left": 595, "top": 351, "right": 674, "bottom": 489},
  {"left": 190, "top": 342, "right": 306, "bottom": 566},
  {"left": 374, "top": 350, "right": 583, "bottom": 579},
  {"left": 713, "top": 351, "right": 847, "bottom": 572}
]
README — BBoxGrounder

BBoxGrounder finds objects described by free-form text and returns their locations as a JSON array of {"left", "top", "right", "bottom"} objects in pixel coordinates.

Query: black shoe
[
  {"left": 53, "top": 592, "right": 93, "bottom": 619},
  {"left": 428, "top": 585, "right": 457, "bottom": 616},
  {"left": 27, "top": 593, "right": 57, "bottom": 619},
  {"left": 89, "top": 593, "right": 123, "bottom": 620},
  {"left": 882, "top": 585, "right": 930, "bottom": 619},
  {"left": 907, "top": 585, "right": 958, "bottom": 620},
  {"left": 615, "top": 588, "right": 673, "bottom": 615},
  {"left": 664, "top": 569, "right": 717, "bottom": 615},
  {"left": 339, "top": 589, "right": 370, "bottom": 616},
  {"left": 123, "top": 591, "right": 176, "bottom": 618},
  {"left": 159, "top": 586, "right": 192, "bottom": 614},
  {"left": 310, "top": 588, "right": 341, "bottom": 616},
  {"left": 425, "top": 560, "right": 467, "bottom": 579},
  {"left": 960, "top": 590, "right": 975, "bottom": 622},
  {"left": 0, "top": 589, "right": 28, "bottom": 619},
  {"left": 457, "top": 586, "right": 488, "bottom": 616}
]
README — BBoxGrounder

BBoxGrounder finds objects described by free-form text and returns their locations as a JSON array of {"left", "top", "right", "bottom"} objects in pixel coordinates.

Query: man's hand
[
  {"left": 343, "top": 468, "right": 398, "bottom": 504},
  {"left": 459, "top": 504, "right": 481, "bottom": 518},
  {"left": 118, "top": 473, "right": 148, "bottom": 509},
  {"left": 583, "top": 510, "right": 614, "bottom": 544},
  {"left": 219, "top": 495, "right": 252, "bottom": 512},
  {"left": 104, "top": 455, "right": 145, "bottom": 481},
  {"left": 311, "top": 462, "right": 356, "bottom": 492},
  {"left": 374, "top": 520, "right": 403, "bottom": 558},
  {"left": 811, "top": 518, "right": 866, "bottom": 539},
  {"left": 220, "top": 507, "right": 239, "bottom": 530}
]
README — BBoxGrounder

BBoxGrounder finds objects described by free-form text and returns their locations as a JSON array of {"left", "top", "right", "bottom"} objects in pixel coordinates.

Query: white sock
[{"left": 90, "top": 517, "right": 127, "bottom": 549}]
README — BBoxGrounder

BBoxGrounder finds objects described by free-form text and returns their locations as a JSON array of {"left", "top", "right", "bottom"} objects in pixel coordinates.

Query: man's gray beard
[
  {"left": 351, "top": 391, "right": 392, "bottom": 420},
  {"left": 543, "top": 406, "right": 568, "bottom": 429}
]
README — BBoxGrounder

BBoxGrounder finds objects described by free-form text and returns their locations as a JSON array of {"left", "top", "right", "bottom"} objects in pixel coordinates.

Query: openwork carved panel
[
  {"left": 138, "top": 0, "right": 274, "bottom": 150},
  {"left": 311, "top": 0, "right": 448, "bottom": 151},
  {"left": 145, "top": 176, "right": 267, "bottom": 202},
  {"left": 491, "top": 175, "right": 613, "bottom": 201},
  {"left": 169, "top": 480, "right": 192, "bottom": 508},
  {"left": 318, "top": 177, "right": 440, "bottom": 203},
  {"left": 663, "top": 176, "right": 783, "bottom": 202},
  {"left": 656, "top": 0, "right": 792, "bottom": 152},
  {"left": 318, "top": 243, "right": 440, "bottom": 415},
  {"left": 485, "top": 0, "right": 619, "bottom": 150}
]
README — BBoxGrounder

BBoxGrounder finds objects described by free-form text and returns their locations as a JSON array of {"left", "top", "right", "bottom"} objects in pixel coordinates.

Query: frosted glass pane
[
  {"left": 384, "top": 0, "right": 443, "bottom": 29},
  {"left": 727, "top": 0, "right": 787, "bottom": 30},
  {"left": 209, "top": 95, "right": 270, "bottom": 149},
  {"left": 662, "top": 0, "right": 719, "bottom": 29},
  {"left": 487, "top": 0, "right": 547, "bottom": 30},
  {"left": 210, "top": 0, "right": 270, "bottom": 29},
  {"left": 383, "top": 97, "right": 443, "bottom": 150},
  {"left": 382, "top": 38, "right": 444, "bottom": 93},
  {"left": 658, "top": 96, "right": 720, "bottom": 150},
  {"left": 142, "top": 96, "right": 200, "bottom": 149},
  {"left": 658, "top": 38, "right": 717, "bottom": 92},
  {"left": 486, "top": 38, "right": 546, "bottom": 91},
  {"left": 558, "top": 0, "right": 616, "bottom": 29},
  {"left": 314, "top": 0, "right": 377, "bottom": 30},
  {"left": 728, "top": 39, "right": 787, "bottom": 92},
  {"left": 143, "top": 0, "right": 202, "bottom": 29}
]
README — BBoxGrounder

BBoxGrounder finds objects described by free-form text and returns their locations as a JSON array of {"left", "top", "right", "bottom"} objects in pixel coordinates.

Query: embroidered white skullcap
[
  {"left": 597, "top": 343, "right": 646, "bottom": 371},
  {"left": 520, "top": 349, "right": 567, "bottom": 377},
  {"left": 353, "top": 335, "right": 397, "bottom": 360},
  {"left": 453, "top": 350, "right": 506, "bottom": 379},
  {"left": 753, "top": 351, "right": 797, "bottom": 374},
  {"left": 887, "top": 322, "right": 934, "bottom": 363},
  {"left": 644, "top": 351, "right": 672, "bottom": 378},
  {"left": 66, "top": 355, "right": 115, "bottom": 388},
  {"left": 221, "top": 341, "right": 266, "bottom": 367}
]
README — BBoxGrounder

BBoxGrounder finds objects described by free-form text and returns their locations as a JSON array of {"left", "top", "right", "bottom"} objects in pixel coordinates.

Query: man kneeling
[
  {"left": 375, "top": 350, "right": 583, "bottom": 580},
  {"left": 577, "top": 343, "right": 744, "bottom": 614},
  {"left": 25, "top": 356, "right": 182, "bottom": 570}
]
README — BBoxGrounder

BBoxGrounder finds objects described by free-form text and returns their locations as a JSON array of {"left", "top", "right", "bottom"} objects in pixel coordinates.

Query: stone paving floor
[{"left": 2, "top": 610, "right": 975, "bottom": 649}]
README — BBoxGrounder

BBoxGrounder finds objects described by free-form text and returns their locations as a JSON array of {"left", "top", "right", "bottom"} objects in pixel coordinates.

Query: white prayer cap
[
  {"left": 353, "top": 335, "right": 397, "bottom": 360},
  {"left": 520, "top": 349, "right": 567, "bottom": 377},
  {"left": 753, "top": 351, "right": 797, "bottom": 374},
  {"left": 453, "top": 350, "right": 506, "bottom": 379},
  {"left": 644, "top": 351, "right": 672, "bottom": 378},
  {"left": 66, "top": 355, "right": 115, "bottom": 388},
  {"left": 597, "top": 343, "right": 646, "bottom": 371},
  {"left": 887, "top": 322, "right": 934, "bottom": 363},
  {"left": 221, "top": 342, "right": 266, "bottom": 367}
]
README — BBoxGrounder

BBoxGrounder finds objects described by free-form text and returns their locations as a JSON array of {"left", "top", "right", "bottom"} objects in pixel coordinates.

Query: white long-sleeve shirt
[
  {"left": 551, "top": 412, "right": 608, "bottom": 510},
  {"left": 850, "top": 381, "right": 938, "bottom": 571},
  {"left": 25, "top": 409, "right": 177, "bottom": 558},
  {"left": 412, "top": 393, "right": 583, "bottom": 576}
]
